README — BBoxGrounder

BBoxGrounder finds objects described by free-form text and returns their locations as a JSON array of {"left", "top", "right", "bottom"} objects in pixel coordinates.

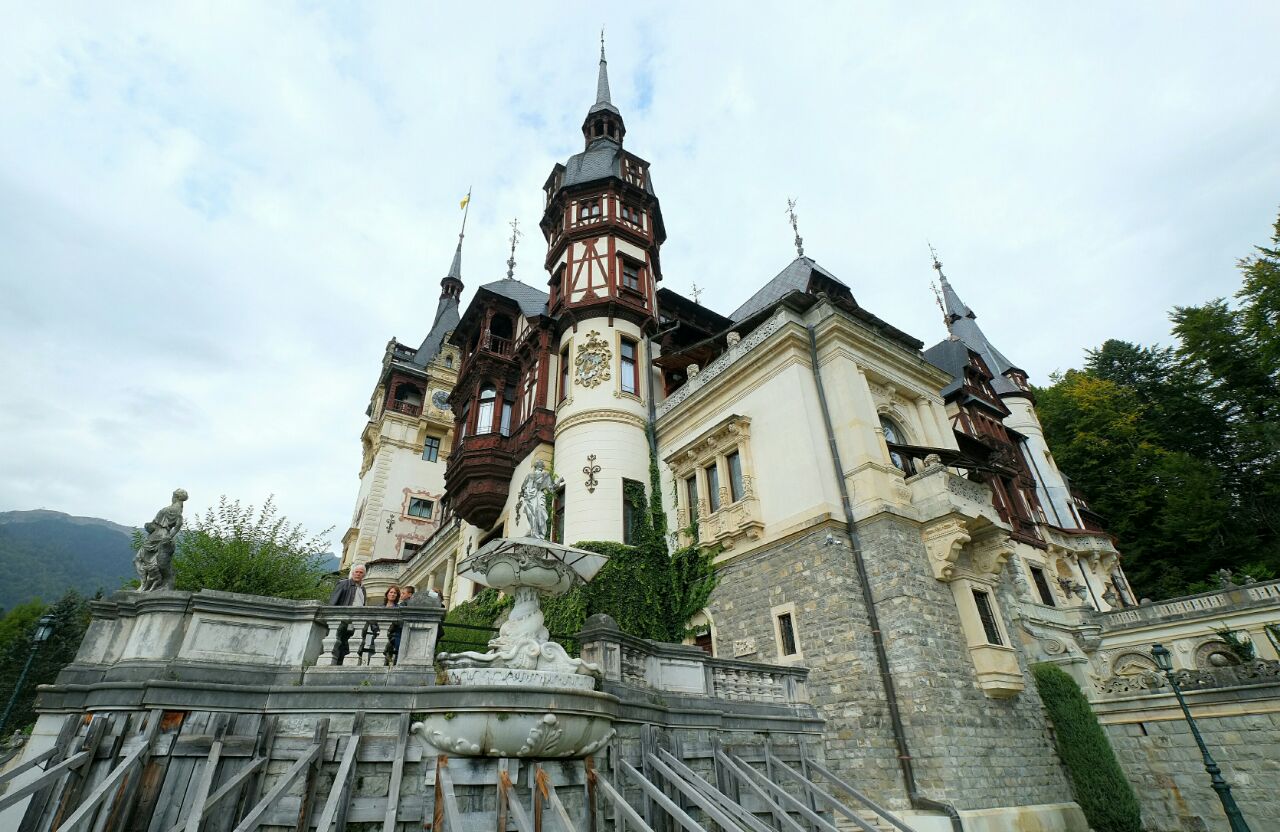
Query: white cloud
[{"left": 2, "top": 2, "right": 1279, "bottom": 538}]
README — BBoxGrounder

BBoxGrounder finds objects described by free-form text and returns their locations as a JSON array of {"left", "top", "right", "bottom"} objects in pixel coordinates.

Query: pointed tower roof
[
  {"left": 929, "top": 255, "right": 1024, "bottom": 395},
  {"left": 589, "top": 35, "right": 620, "bottom": 115},
  {"left": 413, "top": 236, "right": 464, "bottom": 367}
]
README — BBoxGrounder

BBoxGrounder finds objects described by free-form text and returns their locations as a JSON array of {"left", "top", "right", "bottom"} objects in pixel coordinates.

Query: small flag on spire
[{"left": 459, "top": 193, "right": 471, "bottom": 211}]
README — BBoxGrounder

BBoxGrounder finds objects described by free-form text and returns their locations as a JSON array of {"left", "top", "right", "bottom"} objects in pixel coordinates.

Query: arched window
[
  {"left": 880, "top": 416, "right": 913, "bottom": 474},
  {"left": 476, "top": 385, "right": 496, "bottom": 435}
]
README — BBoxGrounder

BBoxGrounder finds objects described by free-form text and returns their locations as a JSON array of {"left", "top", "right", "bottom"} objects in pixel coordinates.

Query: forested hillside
[
  {"left": 0, "top": 511, "right": 135, "bottom": 609},
  {"left": 1037, "top": 209, "right": 1280, "bottom": 600}
]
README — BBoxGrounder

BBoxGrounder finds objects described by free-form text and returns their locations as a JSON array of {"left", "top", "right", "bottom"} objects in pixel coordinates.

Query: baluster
[
  {"left": 317, "top": 617, "right": 342, "bottom": 667},
  {"left": 370, "top": 620, "right": 391, "bottom": 667},
  {"left": 343, "top": 615, "right": 367, "bottom": 666}
]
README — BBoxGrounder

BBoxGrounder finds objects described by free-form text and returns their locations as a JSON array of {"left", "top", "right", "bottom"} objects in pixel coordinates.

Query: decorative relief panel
[{"left": 574, "top": 330, "right": 612, "bottom": 388}]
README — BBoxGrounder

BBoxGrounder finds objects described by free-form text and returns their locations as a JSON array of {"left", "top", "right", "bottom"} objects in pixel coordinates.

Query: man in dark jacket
[{"left": 329, "top": 563, "right": 366, "bottom": 662}]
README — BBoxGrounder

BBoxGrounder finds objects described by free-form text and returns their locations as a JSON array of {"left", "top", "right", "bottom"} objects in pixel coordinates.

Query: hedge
[{"left": 1032, "top": 662, "right": 1142, "bottom": 832}]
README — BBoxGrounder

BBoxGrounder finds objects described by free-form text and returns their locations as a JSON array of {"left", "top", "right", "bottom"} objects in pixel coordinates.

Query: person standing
[
  {"left": 328, "top": 563, "right": 367, "bottom": 663},
  {"left": 365, "top": 586, "right": 400, "bottom": 664},
  {"left": 399, "top": 585, "right": 416, "bottom": 606}
]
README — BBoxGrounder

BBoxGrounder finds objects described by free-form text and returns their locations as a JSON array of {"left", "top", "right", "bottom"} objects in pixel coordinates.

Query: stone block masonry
[
  {"left": 709, "top": 520, "right": 1076, "bottom": 812},
  {"left": 1102, "top": 704, "right": 1280, "bottom": 831}
]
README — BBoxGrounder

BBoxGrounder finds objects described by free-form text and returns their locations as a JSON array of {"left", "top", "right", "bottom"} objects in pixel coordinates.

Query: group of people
[{"left": 327, "top": 563, "right": 442, "bottom": 664}]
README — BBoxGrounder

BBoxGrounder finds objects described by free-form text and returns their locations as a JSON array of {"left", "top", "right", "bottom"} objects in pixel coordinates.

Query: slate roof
[
  {"left": 728, "top": 256, "right": 848, "bottom": 322},
  {"left": 938, "top": 274, "right": 1023, "bottom": 395},
  {"left": 480, "top": 279, "right": 548, "bottom": 317},
  {"left": 921, "top": 338, "right": 970, "bottom": 399},
  {"left": 561, "top": 139, "right": 657, "bottom": 196},
  {"left": 412, "top": 241, "right": 463, "bottom": 367}
]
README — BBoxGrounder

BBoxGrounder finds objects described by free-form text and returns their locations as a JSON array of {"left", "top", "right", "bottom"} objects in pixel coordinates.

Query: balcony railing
[
  {"left": 387, "top": 399, "right": 422, "bottom": 416},
  {"left": 483, "top": 333, "right": 512, "bottom": 355}
]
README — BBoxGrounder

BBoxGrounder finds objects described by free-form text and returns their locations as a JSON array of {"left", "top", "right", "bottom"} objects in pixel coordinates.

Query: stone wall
[
  {"left": 708, "top": 520, "right": 1076, "bottom": 813},
  {"left": 1095, "top": 682, "right": 1280, "bottom": 832}
]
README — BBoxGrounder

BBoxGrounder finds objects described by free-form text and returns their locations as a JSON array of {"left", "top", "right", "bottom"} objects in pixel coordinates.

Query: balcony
[
  {"left": 444, "top": 410, "right": 556, "bottom": 529},
  {"left": 386, "top": 399, "right": 422, "bottom": 417},
  {"left": 482, "top": 333, "right": 512, "bottom": 356}
]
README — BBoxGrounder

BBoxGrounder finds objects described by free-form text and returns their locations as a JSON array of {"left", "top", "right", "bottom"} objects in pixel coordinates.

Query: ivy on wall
[
  {"left": 445, "top": 452, "right": 718, "bottom": 644},
  {"left": 1032, "top": 663, "right": 1143, "bottom": 832}
]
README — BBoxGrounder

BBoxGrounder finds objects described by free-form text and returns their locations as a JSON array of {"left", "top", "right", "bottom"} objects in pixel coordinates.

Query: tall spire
[
  {"left": 929, "top": 245, "right": 972, "bottom": 324},
  {"left": 588, "top": 31, "right": 620, "bottom": 117},
  {"left": 441, "top": 189, "right": 470, "bottom": 299}
]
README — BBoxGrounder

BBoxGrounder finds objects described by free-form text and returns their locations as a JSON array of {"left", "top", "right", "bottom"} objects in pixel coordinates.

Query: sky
[{"left": 2, "top": 2, "right": 1279, "bottom": 542}]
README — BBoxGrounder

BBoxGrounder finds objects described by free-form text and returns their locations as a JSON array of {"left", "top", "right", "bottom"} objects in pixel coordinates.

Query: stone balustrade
[
  {"left": 62, "top": 589, "right": 443, "bottom": 688},
  {"left": 1099, "top": 578, "right": 1280, "bottom": 629},
  {"left": 578, "top": 615, "right": 809, "bottom": 706}
]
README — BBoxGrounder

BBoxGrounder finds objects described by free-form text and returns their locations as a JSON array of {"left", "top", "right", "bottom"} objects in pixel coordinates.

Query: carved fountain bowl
[
  {"left": 412, "top": 689, "right": 617, "bottom": 758},
  {"left": 481, "top": 560, "right": 576, "bottom": 595}
]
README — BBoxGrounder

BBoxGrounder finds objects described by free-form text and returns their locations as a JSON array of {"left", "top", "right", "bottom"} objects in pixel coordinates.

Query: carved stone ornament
[
  {"left": 970, "top": 533, "right": 1015, "bottom": 577},
  {"left": 725, "top": 331, "right": 741, "bottom": 347},
  {"left": 922, "top": 517, "right": 971, "bottom": 581},
  {"left": 574, "top": 330, "right": 612, "bottom": 388}
]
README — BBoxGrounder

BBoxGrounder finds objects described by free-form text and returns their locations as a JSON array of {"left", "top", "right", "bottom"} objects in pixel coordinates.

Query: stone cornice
[{"left": 553, "top": 407, "right": 647, "bottom": 437}]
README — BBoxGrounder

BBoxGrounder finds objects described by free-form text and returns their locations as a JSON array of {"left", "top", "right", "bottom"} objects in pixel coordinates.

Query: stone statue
[
  {"left": 515, "top": 461, "right": 562, "bottom": 540},
  {"left": 134, "top": 489, "right": 188, "bottom": 591}
]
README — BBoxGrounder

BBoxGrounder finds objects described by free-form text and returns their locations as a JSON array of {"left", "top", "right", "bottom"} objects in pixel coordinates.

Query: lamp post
[
  {"left": 1150, "top": 643, "right": 1252, "bottom": 832},
  {"left": 0, "top": 614, "right": 56, "bottom": 738}
]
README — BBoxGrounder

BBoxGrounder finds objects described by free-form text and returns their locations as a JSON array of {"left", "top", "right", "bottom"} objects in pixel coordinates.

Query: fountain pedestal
[{"left": 415, "top": 536, "right": 616, "bottom": 757}]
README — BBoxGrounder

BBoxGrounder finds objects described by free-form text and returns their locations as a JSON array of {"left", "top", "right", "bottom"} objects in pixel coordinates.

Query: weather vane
[
  {"left": 690, "top": 280, "right": 703, "bottom": 304},
  {"left": 505, "top": 218, "right": 521, "bottom": 280},
  {"left": 928, "top": 242, "right": 952, "bottom": 335},
  {"left": 786, "top": 198, "right": 805, "bottom": 258}
]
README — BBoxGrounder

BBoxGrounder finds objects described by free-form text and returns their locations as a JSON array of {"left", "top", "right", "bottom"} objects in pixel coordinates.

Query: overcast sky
[{"left": 3, "top": 3, "right": 1278, "bottom": 542}]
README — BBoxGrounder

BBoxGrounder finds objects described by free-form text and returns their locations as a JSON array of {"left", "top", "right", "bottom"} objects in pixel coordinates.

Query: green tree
[
  {"left": 1038, "top": 207, "right": 1280, "bottom": 597},
  {"left": 0, "top": 592, "right": 92, "bottom": 734},
  {"left": 169, "top": 496, "right": 335, "bottom": 601}
]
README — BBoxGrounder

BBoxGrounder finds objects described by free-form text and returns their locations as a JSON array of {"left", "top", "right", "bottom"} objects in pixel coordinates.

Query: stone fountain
[{"left": 412, "top": 461, "right": 618, "bottom": 758}]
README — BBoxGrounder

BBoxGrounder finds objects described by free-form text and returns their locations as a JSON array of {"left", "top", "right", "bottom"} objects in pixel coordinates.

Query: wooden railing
[{"left": 387, "top": 399, "right": 422, "bottom": 416}]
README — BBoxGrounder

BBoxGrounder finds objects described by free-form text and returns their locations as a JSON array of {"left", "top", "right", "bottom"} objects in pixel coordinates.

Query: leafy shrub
[{"left": 1032, "top": 663, "right": 1142, "bottom": 832}]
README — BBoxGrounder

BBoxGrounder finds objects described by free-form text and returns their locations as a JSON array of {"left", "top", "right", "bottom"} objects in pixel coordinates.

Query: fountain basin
[
  {"left": 445, "top": 667, "right": 597, "bottom": 690},
  {"left": 412, "top": 687, "right": 617, "bottom": 758}
]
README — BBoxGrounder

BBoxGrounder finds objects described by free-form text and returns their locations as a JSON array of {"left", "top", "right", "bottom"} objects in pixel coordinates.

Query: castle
[{"left": 321, "top": 44, "right": 1280, "bottom": 831}]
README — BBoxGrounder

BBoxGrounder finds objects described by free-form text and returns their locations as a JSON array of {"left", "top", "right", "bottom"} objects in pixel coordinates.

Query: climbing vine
[{"left": 446, "top": 445, "right": 718, "bottom": 644}]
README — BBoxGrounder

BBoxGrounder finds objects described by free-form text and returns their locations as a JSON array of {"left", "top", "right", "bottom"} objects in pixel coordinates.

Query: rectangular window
[
  {"left": 621, "top": 261, "right": 641, "bottom": 292},
  {"left": 622, "top": 478, "right": 643, "bottom": 545},
  {"left": 500, "top": 401, "right": 513, "bottom": 437},
  {"left": 407, "top": 498, "right": 434, "bottom": 519},
  {"left": 972, "top": 589, "right": 1004, "bottom": 645},
  {"left": 402, "top": 541, "right": 423, "bottom": 558},
  {"left": 552, "top": 487, "right": 565, "bottom": 544},
  {"left": 559, "top": 346, "right": 570, "bottom": 402},
  {"left": 620, "top": 337, "right": 638, "bottom": 395},
  {"left": 476, "top": 399, "right": 494, "bottom": 435},
  {"left": 705, "top": 463, "right": 721, "bottom": 512},
  {"left": 777, "top": 613, "right": 798, "bottom": 656},
  {"left": 1029, "top": 565, "right": 1056, "bottom": 607},
  {"left": 684, "top": 475, "right": 699, "bottom": 524},
  {"left": 727, "top": 451, "right": 744, "bottom": 502},
  {"left": 422, "top": 436, "right": 441, "bottom": 463}
]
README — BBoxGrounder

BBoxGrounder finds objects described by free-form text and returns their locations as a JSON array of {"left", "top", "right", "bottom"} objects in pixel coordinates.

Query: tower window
[
  {"left": 705, "top": 463, "right": 721, "bottom": 512},
  {"left": 972, "top": 589, "right": 1004, "bottom": 645},
  {"left": 727, "top": 451, "right": 745, "bottom": 502},
  {"left": 500, "top": 401, "right": 513, "bottom": 437},
  {"left": 777, "top": 612, "right": 798, "bottom": 656},
  {"left": 422, "top": 436, "right": 441, "bottom": 462},
  {"left": 559, "top": 345, "right": 570, "bottom": 402},
  {"left": 620, "top": 337, "right": 638, "bottom": 395},
  {"left": 552, "top": 485, "right": 566, "bottom": 544},
  {"left": 620, "top": 204, "right": 641, "bottom": 225},
  {"left": 578, "top": 199, "right": 601, "bottom": 220},
  {"left": 621, "top": 261, "right": 641, "bottom": 292},
  {"left": 476, "top": 385, "right": 496, "bottom": 435},
  {"left": 1029, "top": 564, "right": 1056, "bottom": 607},
  {"left": 407, "top": 498, "right": 434, "bottom": 519},
  {"left": 622, "top": 478, "right": 643, "bottom": 545}
]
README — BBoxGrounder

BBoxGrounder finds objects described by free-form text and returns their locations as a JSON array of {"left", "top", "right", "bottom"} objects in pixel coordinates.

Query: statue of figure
[
  {"left": 134, "top": 489, "right": 188, "bottom": 591},
  {"left": 515, "top": 461, "right": 562, "bottom": 540}
]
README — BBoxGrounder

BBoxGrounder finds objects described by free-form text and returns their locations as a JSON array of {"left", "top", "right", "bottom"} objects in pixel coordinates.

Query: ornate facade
[{"left": 338, "top": 45, "right": 1280, "bottom": 831}]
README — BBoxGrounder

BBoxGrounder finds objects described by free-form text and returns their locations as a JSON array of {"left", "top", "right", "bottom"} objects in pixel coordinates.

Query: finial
[
  {"left": 690, "top": 281, "right": 703, "bottom": 304},
  {"left": 785, "top": 198, "right": 805, "bottom": 258},
  {"left": 928, "top": 242, "right": 955, "bottom": 337},
  {"left": 459, "top": 186, "right": 472, "bottom": 241},
  {"left": 601, "top": 28, "right": 606, "bottom": 60},
  {"left": 505, "top": 217, "right": 521, "bottom": 280},
  {"left": 929, "top": 241, "right": 943, "bottom": 275}
]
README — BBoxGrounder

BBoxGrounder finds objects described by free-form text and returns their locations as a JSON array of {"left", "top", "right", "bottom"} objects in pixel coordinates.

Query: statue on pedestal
[
  {"left": 515, "top": 460, "right": 562, "bottom": 541},
  {"left": 134, "top": 489, "right": 188, "bottom": 592}
]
